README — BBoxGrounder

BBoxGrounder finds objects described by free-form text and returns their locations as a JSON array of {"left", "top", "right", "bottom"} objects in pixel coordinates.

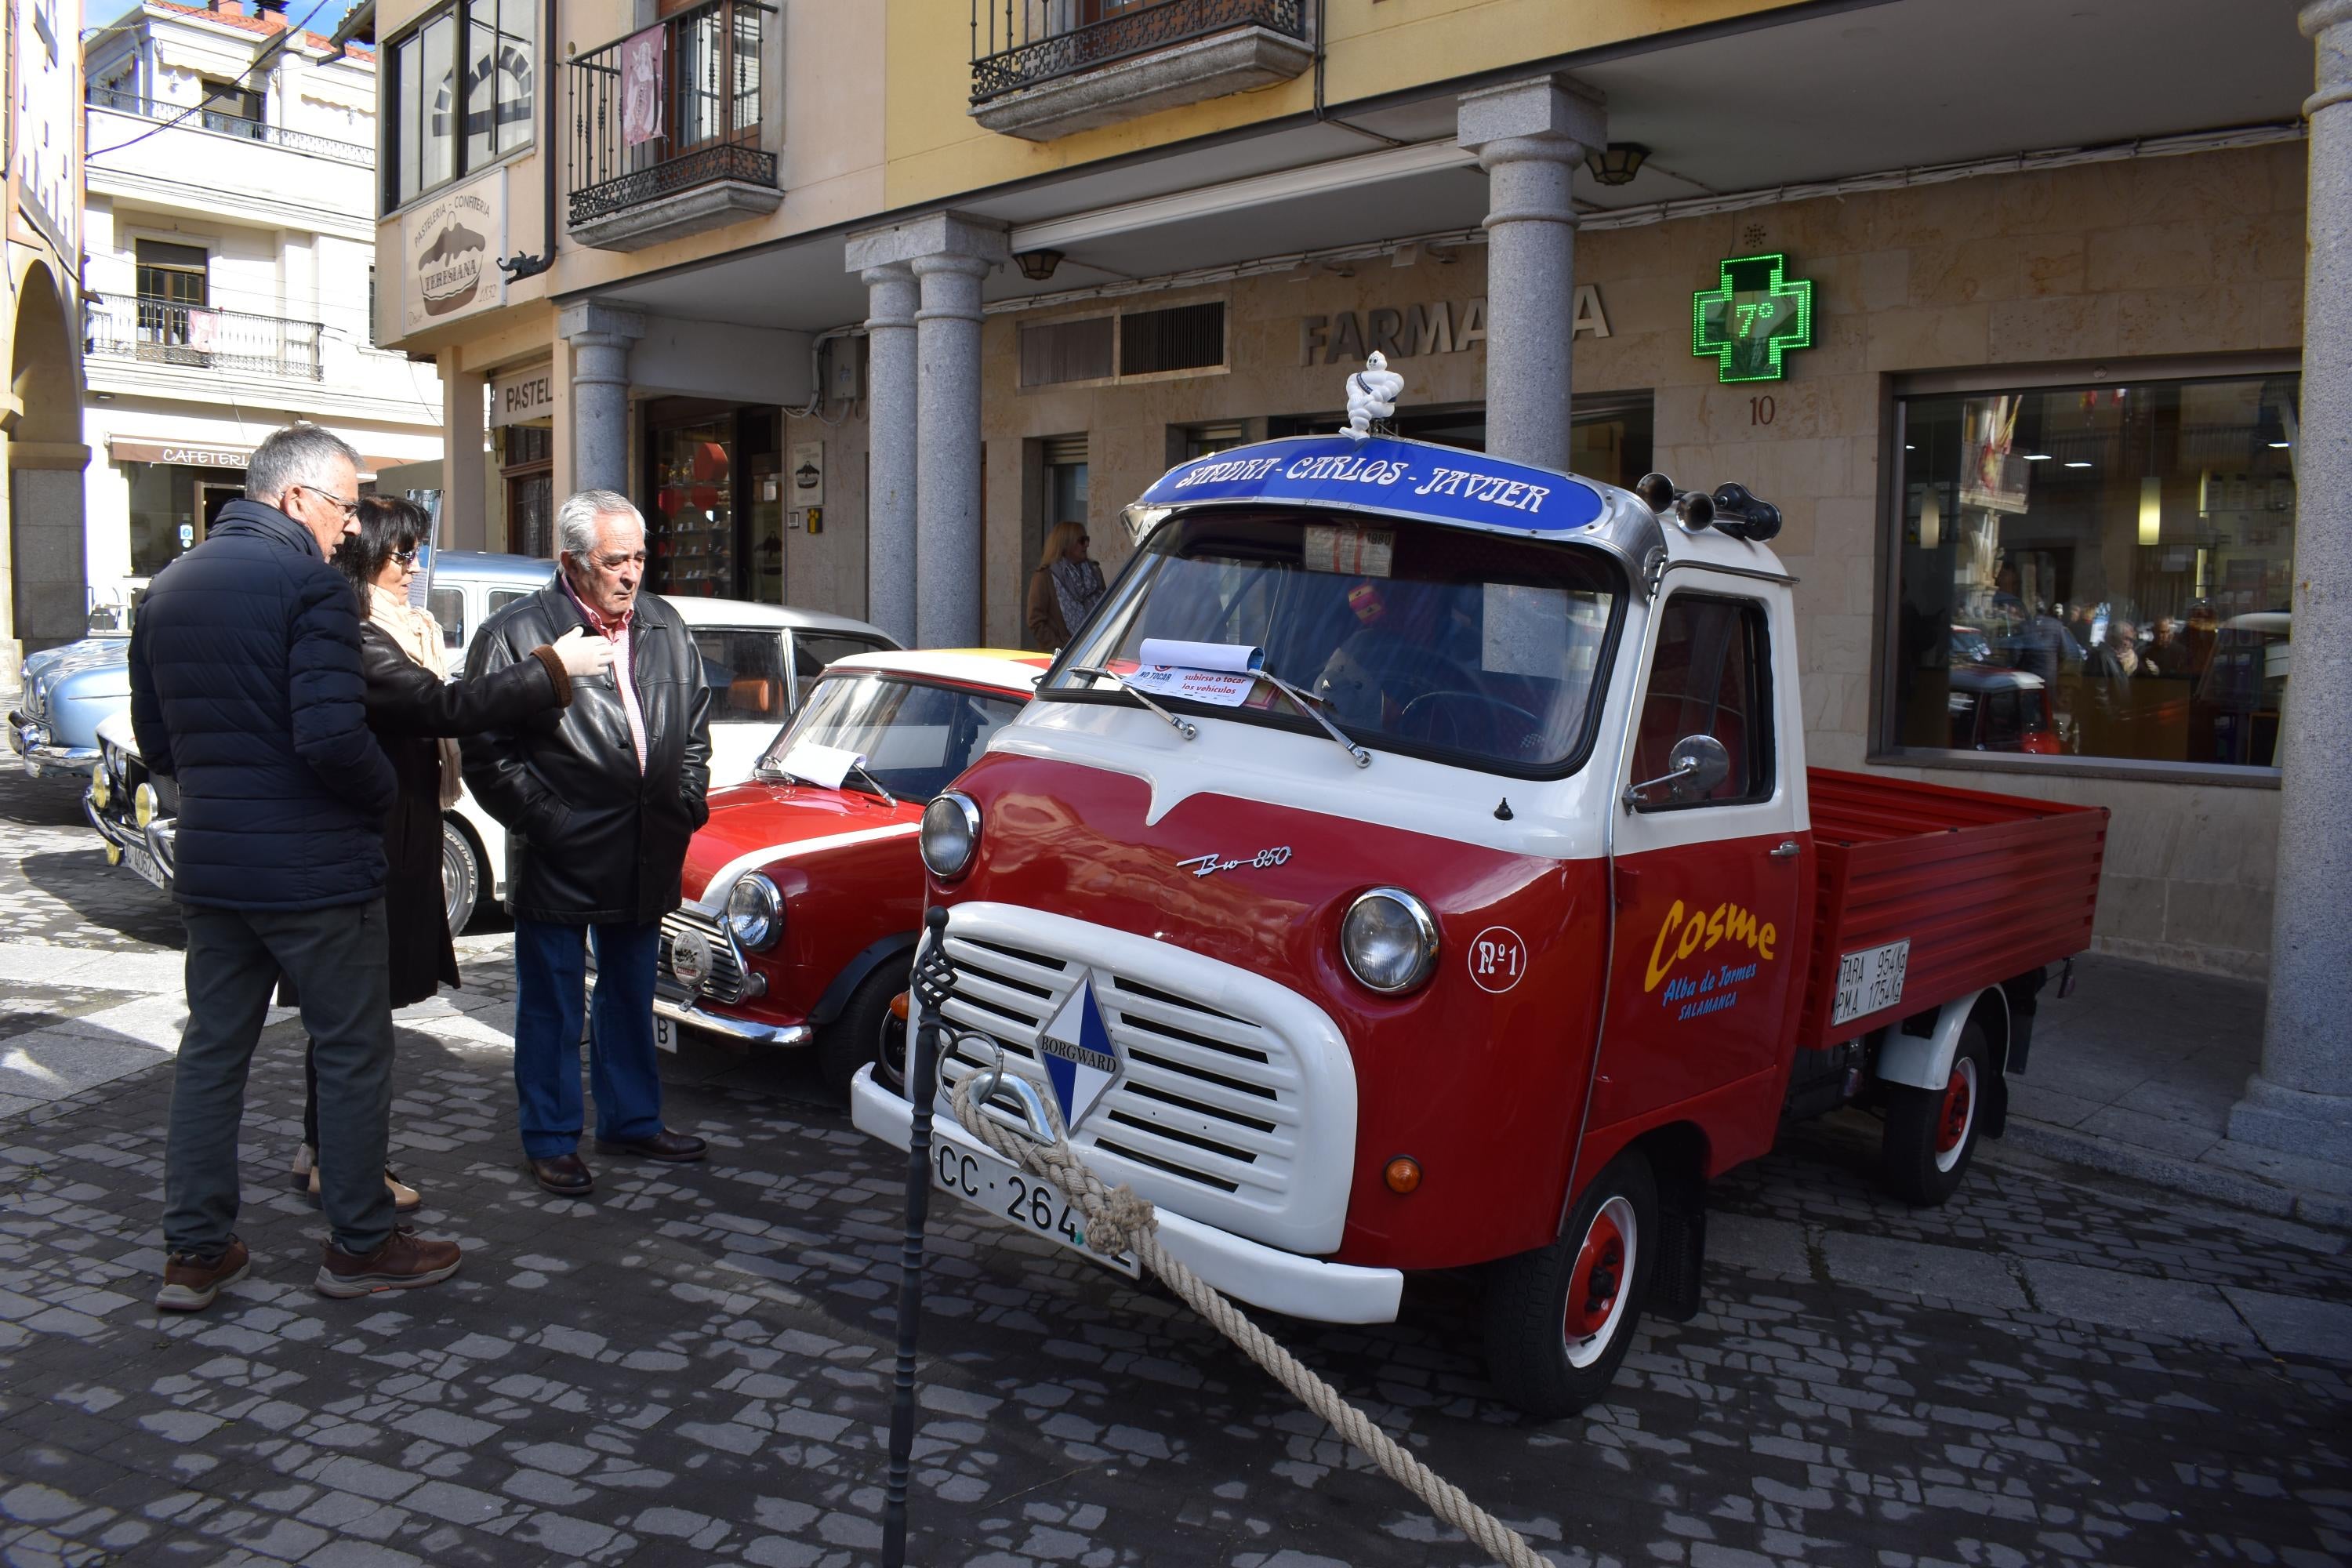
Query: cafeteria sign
[{"left": 1692, "top": 252, "right": 1813, "bottom": 383}]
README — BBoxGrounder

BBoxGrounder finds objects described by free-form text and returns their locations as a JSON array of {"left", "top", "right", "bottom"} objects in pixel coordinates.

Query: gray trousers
[{"left": 165, "top": 899, "right": 397, "bottom": 1258}]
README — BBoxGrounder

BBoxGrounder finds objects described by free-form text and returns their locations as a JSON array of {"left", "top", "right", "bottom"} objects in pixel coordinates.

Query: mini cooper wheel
[
  {"left": 819, "top": 964, "right": 904, "bottom": 1098},
  {"left": 440, "top": 818, "right": 481, "bottom": 935},
  {"left": 1881, "top": 1021, "right": 1991, "bottom": 1207},
  {"left": 1481, "top": 1149, "right": 1658, "bottom": 1419}
]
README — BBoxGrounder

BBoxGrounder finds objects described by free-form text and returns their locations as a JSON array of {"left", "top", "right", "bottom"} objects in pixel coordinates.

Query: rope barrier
[{"left": 946, "top": 1070, "right": 1552, "bottom": 1568}]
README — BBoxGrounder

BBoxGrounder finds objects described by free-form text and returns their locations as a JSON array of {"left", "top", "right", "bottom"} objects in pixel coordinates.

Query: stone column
[
  {"left": 858, "top": 262, "right": 918, "bottom": 645},
  {"left": 844, "top": 213, "right": 1007, "bottom": 648},
  {"left": 2236, "top": 0, "right": 2352, "bottom": 1167},
  {"left": 557, "top": 301, "right": 644, "bottom": 498},
  {"left": 441, "top": 366, "right": 490, "bottom": 551},
  {"left": 1457, "top": 74, "right": 1605, "bottom": 472}
]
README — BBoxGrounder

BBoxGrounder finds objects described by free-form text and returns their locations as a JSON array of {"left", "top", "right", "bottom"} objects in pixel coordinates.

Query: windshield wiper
[
  {"left": 846, "top": 763, "right": 897, "bottom": 809},
  {"left": 757, "top": 755, "right": 897, "bottom": 807},
  {"left": 1252, "top": 669, "right": 1371, "bottom": 769},
  {"left": 1065, "top": 666, "right": 1198, "bottom": 740}
]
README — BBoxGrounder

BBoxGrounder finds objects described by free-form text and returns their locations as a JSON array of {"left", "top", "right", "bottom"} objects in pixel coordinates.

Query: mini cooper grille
[
  {"left": 935, "top": 933, "right": 1301, "bottom": 1203},
  {"left": 659, "top": 908, "right": 750, "bottom": 1004}
]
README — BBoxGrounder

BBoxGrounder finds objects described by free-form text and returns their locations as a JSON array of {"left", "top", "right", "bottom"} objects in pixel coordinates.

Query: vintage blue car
[{"left": 6, "top": 583, "right": 143, "bottom": 781}]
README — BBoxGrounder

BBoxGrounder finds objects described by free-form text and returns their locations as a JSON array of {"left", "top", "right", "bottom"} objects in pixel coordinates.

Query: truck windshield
[
  {"left": 760, "top": 674, "right": 1023, "bottom": 801},
  {"left": 1047, "top": 508, "right": 1624, "bottom": 773}
]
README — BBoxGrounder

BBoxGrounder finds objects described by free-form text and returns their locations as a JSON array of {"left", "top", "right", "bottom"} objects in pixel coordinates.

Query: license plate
[
  {"left": 930, "top": 1135, "right": 1139, "bottom": 1278},
  {"left": 121, "top": 843, "right": 166, "bottom": 891},
  {"left": 653, "top": 1013, "right": 677, "bottom": 1053},
  {"left": 1832, "top": 938, "right": 1911, "bottom": 1025}
]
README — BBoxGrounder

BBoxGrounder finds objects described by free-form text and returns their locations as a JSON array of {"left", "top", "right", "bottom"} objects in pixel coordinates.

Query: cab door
[{"left": 1587, "top": 579, "right": 1806, "bottom": 1145}]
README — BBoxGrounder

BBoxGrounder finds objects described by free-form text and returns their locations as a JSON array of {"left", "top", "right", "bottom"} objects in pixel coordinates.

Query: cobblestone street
[{"left": 1, "top": 766, "right": 2347, "bottom": 1568}]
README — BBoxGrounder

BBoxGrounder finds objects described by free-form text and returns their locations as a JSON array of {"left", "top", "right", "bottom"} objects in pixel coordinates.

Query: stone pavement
[{"left": 2, "top": 766, "right": 2350, "bottom": 1568}]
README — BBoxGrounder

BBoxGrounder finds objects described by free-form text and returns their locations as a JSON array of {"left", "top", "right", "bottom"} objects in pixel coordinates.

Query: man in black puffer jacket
[
  {"left": 129, "top": 424, "right": 463, "bottom": 1312},
  {"left": 463, "top": 488, "right": 713, "bottom": 1196}
]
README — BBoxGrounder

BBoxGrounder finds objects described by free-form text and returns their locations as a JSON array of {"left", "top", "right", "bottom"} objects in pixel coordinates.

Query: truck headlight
[
  {"left": 1341, "top": 887, "right": 1439, "bottom": 993},
  {"left": 134, "top": 782, "right": 159, "bottom": 829},
  {"left": 920, "top": 792, "right": 980, "bottom": 880},
  {"left": 724, "top": 873, "right": 782, "bottom": 951}
]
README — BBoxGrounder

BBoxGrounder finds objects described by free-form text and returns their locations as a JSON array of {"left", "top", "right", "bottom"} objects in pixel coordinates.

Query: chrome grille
[
  {"left": 935, "top": 933, "right": 1304, "bottom": 1207},
  {"left": 659, "top": 908, "right": 750, "bottom": 1004}
]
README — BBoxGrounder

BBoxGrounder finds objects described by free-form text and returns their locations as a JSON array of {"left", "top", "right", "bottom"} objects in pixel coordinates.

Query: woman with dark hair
[{"left": 287, "top": 496, "right": 611, "bottom": 1207}]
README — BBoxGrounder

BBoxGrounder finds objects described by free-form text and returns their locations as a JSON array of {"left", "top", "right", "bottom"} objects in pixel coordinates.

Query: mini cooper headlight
[
  {"left": 1341, "top": 887, "right": 1439, "bottom": 993},
  {"left": 724, "top": 873, "right": 783, "bottom": 951},
  {"left": 133, "top": 782, "right": 159, "bottom": 829},
  {"left": 920, "top": 791, "right": 981, "bottom": 880}
]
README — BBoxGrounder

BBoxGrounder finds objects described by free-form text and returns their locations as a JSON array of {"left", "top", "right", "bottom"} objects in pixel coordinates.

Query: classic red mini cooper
[{"left": 655, "top": 648, "right": 1043, "bottom": 1091}]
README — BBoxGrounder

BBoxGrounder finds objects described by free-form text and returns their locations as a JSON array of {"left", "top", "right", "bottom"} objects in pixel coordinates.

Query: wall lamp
[
  {"left": 1014, "top": 249, "right": 1064, "bottom": 282},
  {"left": 1585, "top": 143, "right": 1650, "bottom": 187}
]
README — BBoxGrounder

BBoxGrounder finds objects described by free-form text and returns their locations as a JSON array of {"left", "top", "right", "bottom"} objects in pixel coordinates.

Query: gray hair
[
  {"left": 245, "top": 423, "right": 361, "bottom": 506},
  {"left": 555, "top": 488, "right": 644, "bottom": 561}
]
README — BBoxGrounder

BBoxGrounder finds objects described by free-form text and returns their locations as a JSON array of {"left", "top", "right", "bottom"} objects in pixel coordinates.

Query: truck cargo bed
[{"left": 1796, "top": 769, "right": 2107, "bottom": 1051}]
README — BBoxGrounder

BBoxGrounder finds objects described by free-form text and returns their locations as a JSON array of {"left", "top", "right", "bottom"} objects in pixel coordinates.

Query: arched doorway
[{"left": 5, "top": 259, "right": 90, "bottom": 684}]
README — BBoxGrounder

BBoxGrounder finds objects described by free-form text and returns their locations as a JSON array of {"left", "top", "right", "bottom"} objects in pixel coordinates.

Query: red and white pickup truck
[{"left": 852, "top": 434, "right": 2106, "bottom": 1417}]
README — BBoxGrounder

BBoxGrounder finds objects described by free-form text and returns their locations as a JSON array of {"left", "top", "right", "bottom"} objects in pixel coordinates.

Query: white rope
[{"left": 947, "top": 1073, "right": 1552, "bottom": 1568}]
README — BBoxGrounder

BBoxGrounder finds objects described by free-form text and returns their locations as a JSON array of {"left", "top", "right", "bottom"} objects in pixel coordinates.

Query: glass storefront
[
  {"left": 644, "top": 401, "right": 782, "bottom": 601},
  {"left": 125, "top": 462, "right": 243, "bottom": 577},
  {"left": 1888, "top": 373, "right": 2298, "bottom": 770}
]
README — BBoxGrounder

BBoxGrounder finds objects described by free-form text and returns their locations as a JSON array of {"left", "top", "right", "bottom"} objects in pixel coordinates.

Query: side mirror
[{"left": 1624, "top": 733, "right": 1732, "bottom": 811}]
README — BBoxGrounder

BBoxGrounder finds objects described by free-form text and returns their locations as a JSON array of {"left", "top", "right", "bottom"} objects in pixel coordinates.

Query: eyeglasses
[
  {"left": 390, "top": 548, "right": 418, "bottom": 568},
  {"left": 294, "top": 484, "right": 361, "bottom": 518}
]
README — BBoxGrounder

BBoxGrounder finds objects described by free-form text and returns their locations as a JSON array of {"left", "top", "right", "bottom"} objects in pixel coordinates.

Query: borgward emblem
[{"left": 1036, "top": 975, "right": 1120, "bottom": 1131}]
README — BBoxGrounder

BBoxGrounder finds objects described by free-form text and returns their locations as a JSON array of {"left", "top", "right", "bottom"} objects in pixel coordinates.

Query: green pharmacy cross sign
[{"left": 1693, "top": 252, "right": 1814, "bottom": 383}]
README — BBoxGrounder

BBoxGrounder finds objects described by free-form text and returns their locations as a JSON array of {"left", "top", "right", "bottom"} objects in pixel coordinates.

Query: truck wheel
[
  {"left": 441, "top": 819, "right": 481, "bottom": 935},
  {"left": 1881, "top": 1022, "right": 1990, "bottom": 1206},
  {"left": 1481, "top": 1149, "right": 1658, "bottom": 1419},
  {"left": 817, "top": 966, "right": 900, "bottom": 1098}
]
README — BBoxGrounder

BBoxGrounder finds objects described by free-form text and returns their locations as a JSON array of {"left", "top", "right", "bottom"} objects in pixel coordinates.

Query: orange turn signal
[
  {"left": 1384, "top": 1156, "right": 1421, "bottom": 1195},
  {"left": 889, "top": 991, "right": 910, "bottom": 1022}
]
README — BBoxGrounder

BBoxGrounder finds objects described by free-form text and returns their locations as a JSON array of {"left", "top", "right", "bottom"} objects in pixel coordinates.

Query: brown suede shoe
[
  {"left": 314, "top": 1226, "right": 462, "bottom": 1299},
  {"left": 591, "top": 1127, "right": 707, "bottom": 1163},
  {"left": 156, "top": 1236, "right": 250, "bottom": 1312}
]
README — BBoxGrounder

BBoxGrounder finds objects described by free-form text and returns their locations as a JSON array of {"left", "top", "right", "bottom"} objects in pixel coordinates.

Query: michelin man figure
[{"left": 1342, "top": 350, "right": 1405, "bottom": 441}]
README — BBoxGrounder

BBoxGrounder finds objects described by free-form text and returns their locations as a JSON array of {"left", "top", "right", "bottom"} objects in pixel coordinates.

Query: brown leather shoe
[
  {"left": 156, "top": 1236, "right": 250, "bottom": 1312},
  {"left": 314, "top": 1226, "right": 462, "bottom": 1298},
  {"left": 592, "top": 1127, "right": 707, "bottom": 1163},
  {"left": 527, "top": 1152, "right": 595, "bottom": 1195}
]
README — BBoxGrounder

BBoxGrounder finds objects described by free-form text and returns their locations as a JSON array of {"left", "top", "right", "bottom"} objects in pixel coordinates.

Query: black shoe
[
  {"left": 526, "top": 1153, "right": 594, "bottom": 1195},
  {"left": 591, "top": 1127, "right": 707, "bottom": 1163}
]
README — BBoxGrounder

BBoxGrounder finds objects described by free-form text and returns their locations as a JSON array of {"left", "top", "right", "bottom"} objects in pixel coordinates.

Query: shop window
[
  {"left": 648, "top": 417, "right": 735, "bottom": 597},
  {"left": 503, "top": 423, "right": 554, "bottom": 557},
  {"left": 1886, "top": 375, "right": 2297, "bottom": 773},
  {"left": 1632, "top": 595, "right": 1773, "bottom": 810},
  {"left": 386, "top": 0, "right": 534, "bottom": 210}
]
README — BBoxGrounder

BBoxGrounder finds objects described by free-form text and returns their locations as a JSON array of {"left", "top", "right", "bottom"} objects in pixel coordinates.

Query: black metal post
[{"left": 883, "top": 906, "right": 953, "bottom": 1568}]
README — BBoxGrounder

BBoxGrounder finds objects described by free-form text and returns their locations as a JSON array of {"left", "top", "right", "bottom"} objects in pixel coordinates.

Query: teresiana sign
[{"left": 401, "top": 169, "right": 506, "bottom": 335}]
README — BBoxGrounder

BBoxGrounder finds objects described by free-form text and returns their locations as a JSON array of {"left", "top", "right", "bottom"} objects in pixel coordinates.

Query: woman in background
[
  {"left": 1025, "top": 521, "right": 1106, "bottom": 652},
  {"left": 289, "top": 497, "right": 610, "bottom": 1207}
]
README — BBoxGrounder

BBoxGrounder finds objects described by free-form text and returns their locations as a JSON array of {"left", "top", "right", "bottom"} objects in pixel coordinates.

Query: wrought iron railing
[
  {"left": 83, "top": 292, "right": 324, "bottom": 381},
  {"left": 969, "top": 0, "right": 1305, "bottom": 103},
  {"left": 568, "top": 0, "right": 775, "bottom": 230},
  {"left": 85, "top": 87, "right": 374, "bottom": 165}
]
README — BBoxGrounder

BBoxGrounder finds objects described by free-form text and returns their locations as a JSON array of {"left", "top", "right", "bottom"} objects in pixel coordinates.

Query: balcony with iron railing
[
  {"left": 567, "top": 0, "right": 781, "bottom": 252},
  {"left": 83, "top": 293, "right": 325, "bottom": 383},
  {"left": 85, "top": 87, "right": 375, "bottom": 166},
  {"left": 968, "top": 0, "right": 1311, "bottom": 140}
]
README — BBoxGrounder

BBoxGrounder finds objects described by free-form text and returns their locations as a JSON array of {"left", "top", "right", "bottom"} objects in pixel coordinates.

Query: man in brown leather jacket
[{"left": 463, "top": 489, "right": 714, "bottom": 1195}]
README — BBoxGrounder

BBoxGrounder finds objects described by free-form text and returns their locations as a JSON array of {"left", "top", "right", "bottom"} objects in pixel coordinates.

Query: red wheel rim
[
  {"left": 1935, "top": 1064, "right": 1973, "bottom": 1155},
  {"left": 1564, "top": 1212, "right": 1626, "bottom": 1339}
]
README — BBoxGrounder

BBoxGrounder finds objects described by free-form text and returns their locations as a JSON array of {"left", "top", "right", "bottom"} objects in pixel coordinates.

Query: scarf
[
  {"left": 370, "top": 583, "right": 463, "bottom": 809},
  {"left": 1049, "top": 557, "right": 1106, "bottom": 641}
]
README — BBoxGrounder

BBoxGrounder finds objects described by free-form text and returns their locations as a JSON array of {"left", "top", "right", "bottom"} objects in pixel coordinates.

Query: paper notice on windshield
[
  {"left": 780, "top": 741, "right": 865, "bottom": 789},
  {"left": 1305, "top": 523, "right": 1394, "bottom": 579},
  {"left": 1138, "top": 638, "right": 1261, "bottom": 673},
  {"left": 1122, "top": 664, "right": 1259, "bottom": 708}
]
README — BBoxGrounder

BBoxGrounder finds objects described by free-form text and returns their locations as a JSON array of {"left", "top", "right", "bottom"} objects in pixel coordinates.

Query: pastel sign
[
  {"left": 1142, "top": 437, "right": 1605, "bottom": 535},
  {"left": 1644, "top": 898, "right": 1778, "bottom": 1022}
]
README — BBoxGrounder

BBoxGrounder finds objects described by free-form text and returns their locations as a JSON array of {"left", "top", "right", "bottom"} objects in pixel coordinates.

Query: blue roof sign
[{"left": 1139, "top": 435, "right": 1608, "bottom": 535}]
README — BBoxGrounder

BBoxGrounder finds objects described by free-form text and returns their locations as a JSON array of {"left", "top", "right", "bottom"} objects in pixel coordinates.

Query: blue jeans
[{"left": 513, "top": 917, "right": 666, "bottom": 1160}]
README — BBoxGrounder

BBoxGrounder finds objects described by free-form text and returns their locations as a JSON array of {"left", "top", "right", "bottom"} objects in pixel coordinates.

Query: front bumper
[
  {"left": 851, "top": 1065, "right": 1403, "bottom": 1326},
  {"left": 652, "top": 988, "right": 811, "bottom": 1048},
  {"left": 9, "top": 714, "right": 97, "bottom": 776},
  {"left": 84, "top": 793, "right": 176, "bottom": 888}
]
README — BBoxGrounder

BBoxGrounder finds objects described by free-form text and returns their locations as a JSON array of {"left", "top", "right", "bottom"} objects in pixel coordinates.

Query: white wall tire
[{"left": 1482, "top": 1149, "right": 1659, "bottom": 1418}]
